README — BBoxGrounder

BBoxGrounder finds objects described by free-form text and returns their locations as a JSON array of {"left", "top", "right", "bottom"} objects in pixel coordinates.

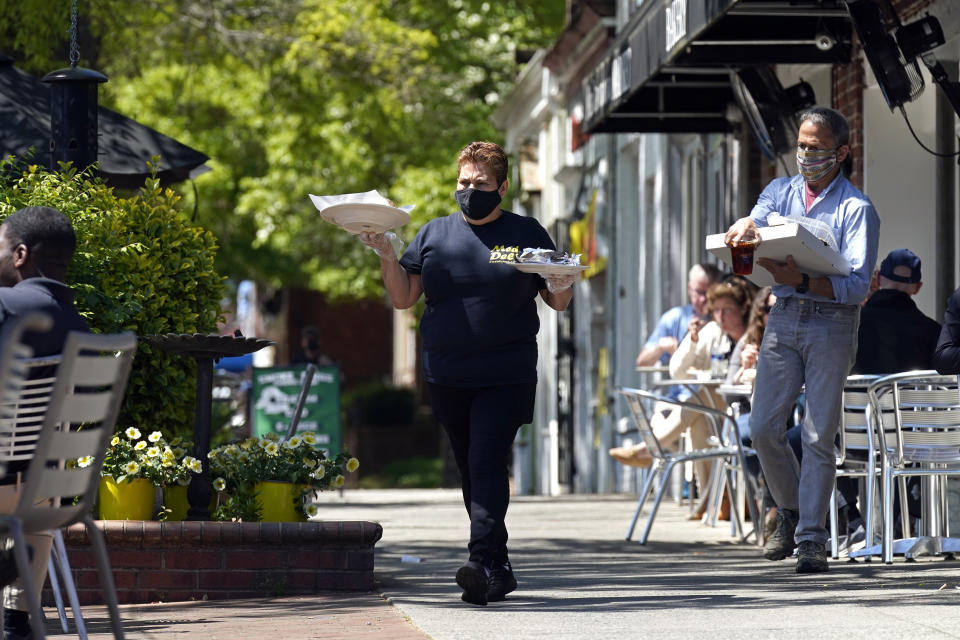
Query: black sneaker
[
  {"left": 456, "top": 561, "right": 488, "bottom": 606},
  {"left": 487, "top": 561, "right": 517, "bottom": 602},
  {"left": 763, "top": 508, "right": 798, "bottom": 560},
  {"left": 796, "top": 540, "right": 829, "bottom": 573}
]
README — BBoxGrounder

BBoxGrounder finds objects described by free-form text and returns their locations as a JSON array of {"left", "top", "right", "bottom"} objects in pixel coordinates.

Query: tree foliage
[
  {"left": 0, "top": 161, "right": 226, "bottom": 434},
  {"left": 0, "top": 0, "right": 564, "bottom": 300}
]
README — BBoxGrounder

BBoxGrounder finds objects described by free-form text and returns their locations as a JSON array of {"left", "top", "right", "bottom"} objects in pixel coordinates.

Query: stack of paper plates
[{"left": 318, "top": 203, "right": 410, "bottom": 234}]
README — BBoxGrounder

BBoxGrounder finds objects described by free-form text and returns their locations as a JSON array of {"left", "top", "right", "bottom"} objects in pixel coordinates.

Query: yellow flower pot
[
  {"left": 162, "top": 485, "right": 218, "bottom": 521},
  {"left": 254, "top": 481, "right": 307, "bottom": 522},
  {"left": 98, "top": 476, "right": 155, "bottom": 520}
]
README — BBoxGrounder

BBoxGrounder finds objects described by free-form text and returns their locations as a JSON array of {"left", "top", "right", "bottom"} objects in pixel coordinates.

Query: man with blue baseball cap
[{"left": 854, "top": 248, "right": 940, "bottom": 374}]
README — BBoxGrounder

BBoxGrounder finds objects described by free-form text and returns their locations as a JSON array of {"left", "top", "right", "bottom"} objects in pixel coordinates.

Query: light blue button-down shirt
[{"left": 749, "top": 173, "right": 880, "bottom": 306}]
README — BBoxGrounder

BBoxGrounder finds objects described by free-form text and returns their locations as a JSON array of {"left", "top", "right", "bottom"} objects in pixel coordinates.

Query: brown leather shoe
[{"left": 608, "top": 445, "right": 653, "bottom": 468}]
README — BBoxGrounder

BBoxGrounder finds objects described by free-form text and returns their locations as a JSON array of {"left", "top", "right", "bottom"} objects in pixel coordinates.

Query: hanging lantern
[{"left": 40, "top": 0, "right": 108, "bottom": 174}]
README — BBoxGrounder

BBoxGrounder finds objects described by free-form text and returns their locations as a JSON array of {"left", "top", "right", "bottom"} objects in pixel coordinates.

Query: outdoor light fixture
[{"left": 40, "top": 0, "right": 107, "bottom": 174}]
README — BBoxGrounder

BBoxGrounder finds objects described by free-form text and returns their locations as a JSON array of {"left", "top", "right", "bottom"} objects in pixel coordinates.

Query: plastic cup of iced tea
[{"left": 729, "top": 239, "right": 758, "bottom": 276}]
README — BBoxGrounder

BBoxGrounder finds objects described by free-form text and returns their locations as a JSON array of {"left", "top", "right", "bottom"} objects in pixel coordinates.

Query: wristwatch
[{"left": 796, "top": 273, "right": 810, "bottom": 294}]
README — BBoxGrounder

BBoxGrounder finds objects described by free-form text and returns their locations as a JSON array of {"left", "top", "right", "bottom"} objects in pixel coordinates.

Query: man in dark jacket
[
  {"left": 0, "top": 206, "right": 90, "bottom": 640},
  {"left": 850, "top": 248, "right": 939, "bottom": 540},
  {"left": 933, "top": 281, "right": 960, "bottom": 374},
  {"left": 854, "top": 248, "right": 940, "bottom": 375}
]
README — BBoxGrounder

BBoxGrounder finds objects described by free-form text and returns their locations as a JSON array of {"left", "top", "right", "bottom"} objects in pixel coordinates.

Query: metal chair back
[
  {"left": 617, "top": 387, "right": 761, "bottom": 545},
  {"left": 0, "top": 316, "right": 136, "bottom": 639}
]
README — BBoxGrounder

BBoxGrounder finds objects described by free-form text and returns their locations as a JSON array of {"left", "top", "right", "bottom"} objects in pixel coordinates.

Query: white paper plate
[
  {"left": 319, "top": 203, "right": 410, "bottom": 234},
  {"left": 510, "top": 262, "right": 590, "bottom": 277}
]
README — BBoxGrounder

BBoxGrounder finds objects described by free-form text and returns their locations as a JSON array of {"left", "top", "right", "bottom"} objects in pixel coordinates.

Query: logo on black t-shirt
[{"left": 489, "top": 245, "right": 520, "bottom": 263}]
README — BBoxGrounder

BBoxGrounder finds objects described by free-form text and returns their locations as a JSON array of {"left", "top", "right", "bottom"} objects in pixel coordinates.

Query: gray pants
[{"left": 749, "top": 296, "right": 859, "bottom": 545}]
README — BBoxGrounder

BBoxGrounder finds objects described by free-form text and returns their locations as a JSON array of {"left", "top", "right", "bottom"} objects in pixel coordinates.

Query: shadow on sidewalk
[{"left": 376, "top": 536, "right": 960, "bottom": 612}]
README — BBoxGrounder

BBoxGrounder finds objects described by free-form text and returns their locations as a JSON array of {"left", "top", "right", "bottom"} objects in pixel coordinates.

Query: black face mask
[{"left": 455, "top": 187, "right": 502, "bottom": 220}]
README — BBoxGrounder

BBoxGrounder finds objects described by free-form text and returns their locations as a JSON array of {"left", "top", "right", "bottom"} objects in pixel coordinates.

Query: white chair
[
  {"left": 617, "top": 387, "right": 762, "bottom": 545},
  {"left": 0, "top": 315, "right": 136, "bottom": 639},
  {"left": 853, "top": 371, "right": 960, "bottom": 564}
]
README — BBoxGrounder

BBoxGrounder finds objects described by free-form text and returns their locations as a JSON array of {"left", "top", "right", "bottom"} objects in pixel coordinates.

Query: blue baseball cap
[{"left": 879, "top": 248, "right": 921, "bottom": 283}]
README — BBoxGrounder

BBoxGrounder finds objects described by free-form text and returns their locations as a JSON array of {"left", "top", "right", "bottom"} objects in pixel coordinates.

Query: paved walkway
[{"left": 50, "top": 489, "right": 960, "bottom": 639}]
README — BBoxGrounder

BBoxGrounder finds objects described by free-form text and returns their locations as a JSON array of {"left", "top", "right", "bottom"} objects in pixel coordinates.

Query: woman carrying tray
[{"left": 360, "top": 141, "right": 574, "bottom": 605}]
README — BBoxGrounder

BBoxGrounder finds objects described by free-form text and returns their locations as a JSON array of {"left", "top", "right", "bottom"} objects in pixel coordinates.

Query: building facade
[{"left": 494, "top": 0, "right": 960, "bottom": 496}]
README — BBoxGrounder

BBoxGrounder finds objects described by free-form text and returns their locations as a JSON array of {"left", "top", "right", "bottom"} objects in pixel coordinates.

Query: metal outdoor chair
[
  {"left": 0, "top": 314, "right": 136, "bottom": 639},
  {"left": 851, "top": 371, "right": 960, "bottom": 564},
  {"left": 828, "top": 374, "right": 883, "bottom": 559},
  {"left": 617, "top": 387, "right": 762, "bottom": 545},
  {"left": 0, "top": 349, "right": 91, "bottom": 637}
]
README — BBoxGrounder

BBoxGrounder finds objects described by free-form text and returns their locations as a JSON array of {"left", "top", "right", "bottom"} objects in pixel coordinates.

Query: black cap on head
[{"left": 879, "top": 248, "right": 921, "bottom": 283}]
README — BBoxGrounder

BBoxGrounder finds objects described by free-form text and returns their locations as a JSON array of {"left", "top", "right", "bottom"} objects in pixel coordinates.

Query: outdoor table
[
  {"left": 652, "top": 377, "right": 727, "bottom": 411},
  {"left": 635, "top": 365, "right": 669, "bottom": 374},
  {"left": 142, "top": 333, "right": 273, "bottom": 520}
]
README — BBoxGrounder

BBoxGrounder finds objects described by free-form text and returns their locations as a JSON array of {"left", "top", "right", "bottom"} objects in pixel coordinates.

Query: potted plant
[
  {"left": 154, "top": 436, "right": 211, "bottom": 521},
  {"left": 99, "top": 427, "right": 202, "bottom": 520},
  {"left": 208, "top": 432, "right": 359, "bottom": 522}
]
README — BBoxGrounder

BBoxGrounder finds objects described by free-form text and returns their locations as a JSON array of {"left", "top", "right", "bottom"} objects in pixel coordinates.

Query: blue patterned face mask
[{"left": 796, "top": 147, "right": 838, "bottom": 183}]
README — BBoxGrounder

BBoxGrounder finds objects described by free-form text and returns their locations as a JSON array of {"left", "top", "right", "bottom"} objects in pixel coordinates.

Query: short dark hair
[
  {"left": 3, "top": 206, "right": 76, "bottom": 279},
  {"left": 799, "top": 107, "right": 850, "bottom": 147},
  {"left": 457, "top": 141, "right": 508, "bottom": 185}
]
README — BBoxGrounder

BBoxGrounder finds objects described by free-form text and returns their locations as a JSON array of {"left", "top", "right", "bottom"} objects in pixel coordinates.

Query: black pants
[{"left": 428, "top": 382, "right": 536, "bottom": 567}]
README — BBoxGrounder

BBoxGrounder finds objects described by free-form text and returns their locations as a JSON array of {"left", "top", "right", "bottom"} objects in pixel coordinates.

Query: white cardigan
[{"left": 669, "top": 321, "right": 729, "bottom": 378}]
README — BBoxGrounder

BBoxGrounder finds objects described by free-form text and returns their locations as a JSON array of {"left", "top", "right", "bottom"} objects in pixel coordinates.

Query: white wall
[{"left": 863, "top": 68, "right": 938, "bottom": 318}]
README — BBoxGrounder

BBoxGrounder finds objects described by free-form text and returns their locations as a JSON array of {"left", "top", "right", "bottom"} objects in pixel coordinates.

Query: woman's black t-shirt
[{"left": 399, "top": 210, "right": 556, "bottom": 387}]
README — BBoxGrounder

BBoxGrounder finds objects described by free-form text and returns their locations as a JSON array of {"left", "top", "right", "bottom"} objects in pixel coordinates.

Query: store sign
[
  {"left": 251, "top": 365, "right": 341, "bottom": 453},
  {"left": 665, "top": 0, "right": 687, "bottom": 51},
  {"left": 584, "top": 45, "right": 632, "bottom": 127}
]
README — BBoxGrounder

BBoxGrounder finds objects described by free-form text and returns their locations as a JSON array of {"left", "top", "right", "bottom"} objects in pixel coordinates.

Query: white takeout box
[{"left": 705, "top": 222, "right": 850, "bottom": 287}]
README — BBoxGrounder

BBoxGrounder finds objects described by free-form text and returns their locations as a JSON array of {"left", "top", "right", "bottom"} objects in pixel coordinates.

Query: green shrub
[
  {"left": 0, "top": 161, "right": 226, "bottom": 434},
  {"left": 344, "top": 381, "right": 416, "bottom": 426}
]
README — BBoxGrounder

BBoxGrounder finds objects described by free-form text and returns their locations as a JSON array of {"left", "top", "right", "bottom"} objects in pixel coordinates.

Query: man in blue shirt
[
  {"left": 634, "top": 263, "right": 720, "bottom": 371},
  {"left": 725, "top": 107, "right": 880, "bottom": 573},
  {"left": 609, "top": 263, "right": 719, "bottom": 467}
]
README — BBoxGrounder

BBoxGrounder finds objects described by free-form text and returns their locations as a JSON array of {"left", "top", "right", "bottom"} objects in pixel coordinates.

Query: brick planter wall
[{"left": 51, "top": 519, "right": 382, "bottom": 605}]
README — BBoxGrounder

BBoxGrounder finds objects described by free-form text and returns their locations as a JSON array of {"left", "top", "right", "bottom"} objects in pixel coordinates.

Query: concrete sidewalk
[{"left": 51, "top": 489, "right": 960, "bottom": 639}]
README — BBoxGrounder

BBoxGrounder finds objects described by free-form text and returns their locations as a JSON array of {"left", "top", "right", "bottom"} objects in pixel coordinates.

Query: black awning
[
  {"left": 583, "top": 0, "right": 852, "bottom": 134},
  {"left": 0, "top": 57, "right": 210, "bottom": 189}
]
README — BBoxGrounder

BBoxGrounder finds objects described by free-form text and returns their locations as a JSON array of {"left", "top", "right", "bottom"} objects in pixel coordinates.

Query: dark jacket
[
  {"left": 0, "top": 277, "right": 90, "bottom": 480},
  {"left": 853, "top": 289, "right": 940, "bottom": 375},
  {"left": 933, "top": 287, "right": 960, "bottom": 374}
]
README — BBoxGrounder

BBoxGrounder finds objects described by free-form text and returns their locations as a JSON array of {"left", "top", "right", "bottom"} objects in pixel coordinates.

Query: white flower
[
  {"left": 302, "top": 433, "right": 317, "bottom": 445},
  {"left": 124, "top": 461, "right": 140, "bottom": 474},
  {"left": 264, "top": 442, "right": 280, "bottom": 456},
  {"left": 286, "top": 435, "right": 302, "bottom": 448},
  {"left": 148, "top": 431, "right": 163, "bottom": 442},
  {"left": 77, "top": 456, "right": 93, "bottom": 468},
  {"left": 125, "top": 427, "right": 141, "bottom": 440},
  {"left": 346, "top": 457, "right": 359, "bottom": 473},
  {"left": 334, "top": 474, "right": 345, "bottom": 488},
  {"left": 134, "top": 441, "right": 147, "bottom": 451},
  {"left": 147, "top": 447, "right": 161, "bottom": 457},
  {"left": 213, "top": 477, "right": 226, "bottom": 492},
  {"left": 303, "top": 457, "right": 317, "bottom": 469},
  {"left": 110, "top": 436, "right": 120, "bottom": 446},
  {"left": 305, "top": 503, "right": 319, "bottom": 518},
  {"left": 310, "top": 466, "right": 326, "bottom": 480},
  {"left": 258, "top": 438, "right": 272, "bottom": 449},
  {"left": 184, "top": 457, "right": 203, "bottom": 473}
]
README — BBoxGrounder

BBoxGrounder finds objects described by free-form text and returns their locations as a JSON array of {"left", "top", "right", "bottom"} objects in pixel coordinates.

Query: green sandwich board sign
[{"left": 251, "top": 365, "right": 340, "bottom": 453}]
